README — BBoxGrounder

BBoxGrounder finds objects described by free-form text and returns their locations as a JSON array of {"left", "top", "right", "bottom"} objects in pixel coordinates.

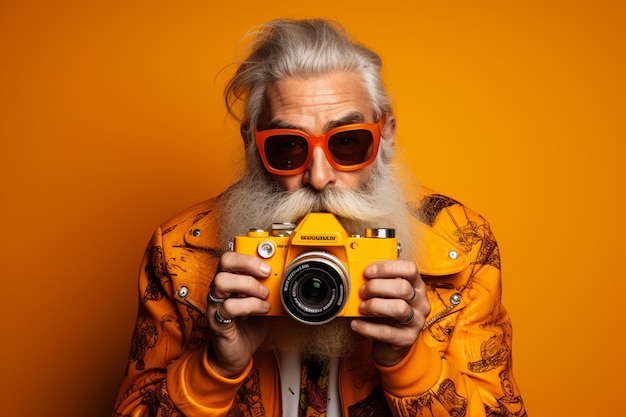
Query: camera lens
[
  {"left": 299, "top": 277, "right": 328, "bottom": 305},
  {"left": 281, "top": 251, "right": 349, "bottom": 325}
]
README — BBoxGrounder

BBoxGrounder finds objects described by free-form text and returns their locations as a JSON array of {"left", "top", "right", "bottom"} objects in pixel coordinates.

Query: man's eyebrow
[
  {"left": 325, "top": 112, "right": 366, "bottom": 130},
  {"left": 266, "top": 112, "right": 366, "bottom": 131},
  {"left": 266, "top": 120, "right": 300, "bottom": 130}
]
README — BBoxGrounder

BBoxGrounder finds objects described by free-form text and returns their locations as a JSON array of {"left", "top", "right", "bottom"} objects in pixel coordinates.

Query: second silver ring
[
  {"left": 399, "top": 307, "right": 415, "bottom": 325},
  {"left": 209, "top": 293, "right": 226, "bottom": 304},
  {"left": 214, "top": 306, "right": 233, "bottom": 325}
]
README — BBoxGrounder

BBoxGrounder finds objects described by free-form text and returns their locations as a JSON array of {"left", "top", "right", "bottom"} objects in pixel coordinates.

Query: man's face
[
  {"left": 264, "top": 72, "right": 381, "bottom": 191},
  {"left": 219, "top": 70, "right": 405, "bottom": 255}
]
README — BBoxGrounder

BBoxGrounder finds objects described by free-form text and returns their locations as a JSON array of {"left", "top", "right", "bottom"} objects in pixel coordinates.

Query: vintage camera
[{"left": 232, "top": 212, "right": 400, "bottom": 325}]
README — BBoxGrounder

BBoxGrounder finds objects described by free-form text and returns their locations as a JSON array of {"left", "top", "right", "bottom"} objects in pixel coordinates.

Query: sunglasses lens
[
  {"left": 328, "top": 129, "right": 375, "bottom": 166},
  {"left": 264, "top": 134, "right": 309, "bottom": 171}
]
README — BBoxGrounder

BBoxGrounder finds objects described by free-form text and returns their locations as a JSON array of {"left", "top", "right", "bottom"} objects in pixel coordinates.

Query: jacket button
[
  {"left": 192, "top": 229, "right": 201, "bottom": 237},
  {"left": 450, "top": 293, "right": 462, "bottom": 306},
  {"left": 448, "top": 250, "right": 458, "bottom": 260},
  {"left": 178, "top": 286, "right": 189, "bottom": 298}
]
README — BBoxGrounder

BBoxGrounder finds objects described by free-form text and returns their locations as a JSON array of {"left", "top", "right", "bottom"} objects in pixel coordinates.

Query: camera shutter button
[
  {"left": 365, "top": 228, "right": 395, "bottom": 238},
  {"left": 271, "top": 222, "right": 296, "bottom": 237}
]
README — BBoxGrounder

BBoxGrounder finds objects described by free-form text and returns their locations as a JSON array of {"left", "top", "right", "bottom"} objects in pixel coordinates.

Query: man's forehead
[{"left": 265, "top": 73, "right": 374, "bottom": 131}]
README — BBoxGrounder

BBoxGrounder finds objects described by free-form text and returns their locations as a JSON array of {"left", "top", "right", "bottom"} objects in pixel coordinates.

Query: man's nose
[{"left": 303, "top": 146, "right": 336, "bottom": 190}]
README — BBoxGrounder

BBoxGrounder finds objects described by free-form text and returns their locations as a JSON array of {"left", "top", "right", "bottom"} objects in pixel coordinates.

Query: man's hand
[
  {"left": 207, "top": 252, "right": 272, "bottom": 378},
  {"left": 350, "top": 259, "right": 430, "bottom": 366}
]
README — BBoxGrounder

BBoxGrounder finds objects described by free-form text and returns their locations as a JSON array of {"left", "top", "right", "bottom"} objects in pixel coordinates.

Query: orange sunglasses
[{"left": 255, "top": 115, "right": 386, "bottom": 176}]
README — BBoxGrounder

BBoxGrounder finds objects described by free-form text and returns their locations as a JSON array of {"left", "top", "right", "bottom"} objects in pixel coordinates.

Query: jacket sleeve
[
  {"left": 378, "top": 204, "right": 526, "bottom": 416},
  {"left": 112, "top": 226, "right": 250, "bottom": 417}
]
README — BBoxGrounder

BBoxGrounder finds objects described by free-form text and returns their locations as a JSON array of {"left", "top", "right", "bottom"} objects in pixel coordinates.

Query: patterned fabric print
[
  {"left": 411, "top": 194, "right": 459, "bottom": 226},
  {"left": 143, "top": 246, "right": 166, "bottom": 302},
  {"left": 226, "top": 367, "right": 267, "bottom": 417},
  {"left": 450, "top": 208, "right": 501, "bottom": 271},
  {"left": 147, "top": 381, "right": 184, "bottom": 417},
  {"left": 412, "top": 194, "right": 500, "bottom": 271},
  {"left": 485, "top": 370, "right": 527, "bottom": 417},
  {"left": 390, "top": 379, "right": 468, "bottom": 417},
  {"left": 346, "top": 385, "right": 393, "bottom": 417},
  {"left": 127, "top": 307, "right": 158, "bottom": 372},
  {"left": 299, "top": 360, "right": 329, "bottom": 417}
]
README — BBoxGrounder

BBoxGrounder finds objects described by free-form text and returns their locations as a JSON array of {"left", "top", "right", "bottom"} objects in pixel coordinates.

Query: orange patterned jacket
[{"left": 113, "top": 186, "right": 526, "bottom": 417}]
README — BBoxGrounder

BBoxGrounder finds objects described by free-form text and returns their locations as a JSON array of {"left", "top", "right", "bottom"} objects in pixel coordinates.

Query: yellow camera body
[{"left": 232, "top": 212, "right": 399, "bottom": 324}]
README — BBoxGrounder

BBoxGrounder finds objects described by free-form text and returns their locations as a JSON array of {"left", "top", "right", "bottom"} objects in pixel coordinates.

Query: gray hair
[{"left": 225, "top": 19, "right": 393, "bottom": 146}]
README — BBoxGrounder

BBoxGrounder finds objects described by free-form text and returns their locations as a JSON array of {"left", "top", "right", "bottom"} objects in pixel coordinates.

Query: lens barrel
[{"left": 280, "top": 251, "right": 349, "bottom": 325}]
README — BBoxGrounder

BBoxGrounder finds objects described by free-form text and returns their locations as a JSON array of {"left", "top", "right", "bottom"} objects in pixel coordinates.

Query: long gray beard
[
  {"left": 217, "top": 159, "right": 415, "bottom": 260},
  {"left": 215, "top": 155, "right": 416, "bottom": 361},
  {"left": 259, "top": 317, "right": 358, "bottom": 363}
]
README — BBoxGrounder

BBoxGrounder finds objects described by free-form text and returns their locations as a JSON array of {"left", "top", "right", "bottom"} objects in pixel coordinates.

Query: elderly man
[{"left": 113, "top": 18, "right": 525, "bottom": 417}]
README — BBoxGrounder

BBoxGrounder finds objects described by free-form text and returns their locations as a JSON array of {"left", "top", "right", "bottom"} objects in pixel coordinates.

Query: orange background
[{"left": 1, "top": 1, "right": 624, "bottom": 416}]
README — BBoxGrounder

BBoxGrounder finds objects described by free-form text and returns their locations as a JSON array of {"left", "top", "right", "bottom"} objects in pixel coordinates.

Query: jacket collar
[{"left": 413, "top": 218, "right": 469, "bottom": 276}]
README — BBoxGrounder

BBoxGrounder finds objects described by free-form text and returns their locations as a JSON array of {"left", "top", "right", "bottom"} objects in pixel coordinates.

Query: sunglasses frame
[{"left": 255, "top": 114, "right": 387, "bottom": 176}]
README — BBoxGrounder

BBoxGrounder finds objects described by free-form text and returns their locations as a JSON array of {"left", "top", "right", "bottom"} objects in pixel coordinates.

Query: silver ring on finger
[
  {"left": 214, "top": 306, "right": 233, "bottom": 325},
  {"left": 399, "top": 307, "right": 414, "bottom": 325},
  {"left": 406, "top": 287, "right": 417, "bottom": 304},
  {"left": 209, "top": 293, "right": 226, "bottom": 304}
]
